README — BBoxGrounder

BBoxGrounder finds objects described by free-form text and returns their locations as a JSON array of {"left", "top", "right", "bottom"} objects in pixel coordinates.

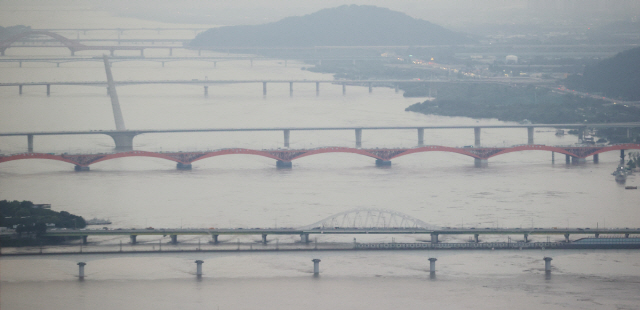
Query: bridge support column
[
  {"left": 19, "top": 61, "right": 22, "bottom": 68},
  {"left": 130, "top": 235, "right": 137, "bottom": 245},
  {"left": 524, "top": 234, "right": 529, "bottom": 243},
  {"left": 19, "top": 85, "right": 22, "bottom": 95},
  {"left": 595, "top": 233, "right": 599, "bottom": 238},
  {"left": 195, "top": 260, "right": 204, "bottom": 278},
  {"left": 312, "top": 259, "right": 321, "bottom": 276},
  {"left": 375, "top": 159, "right": 391, "bottom": 167},
  {"left": 430, "top": 233, "right": 439, "bottom": 243},
  {"left": 428, "top": 258, "right": 437, "bottom": 275},
  {"left": 355, "top": 129, "right": 362, "bottom": 148},
  {"left": 368, "top": 82, "right": 372, "bottom": 93},
  {"left": 211, "top": 234, "right": 219, "bottom": 244},
  {"left": 70, "top": 50, "right": 75, "bottom": 56},
  {"left": 284, "top": 129, "right": 290, "bottom": 148},
  {"left": 474, "top": 127, "right": 481, "bottom": 147},
  {"left": 198, "top": 49, "right": 201, "bottom": 56},
  {"left": 593, "top": 154, "right": 599, "bottom": 163},
  {"left": 289, "top": 82, "right": 293, "bottom": 97},
  {"left": 110, "top": 50, "right": 114, "bottom": 56},
  {"left": 527, "top": 127, "right": 534, "bottom": 145},
  {"left": 552, "top": 151, "right": 555, "bottom": 163},
  {"left": 46, "top": 84, "right": 50, "bottom": 96},
  {"left": 564, "top": 233, "right": 570, "bottom": 242},
  {"left": 262, "top": 234, "right": 267, "bottom": 244},
  {"left": 263, "top": 82, "right": 267, "bottom": 96},
  {"left": 176, "top": 163, "right": 192, "bottom": 170},
  {"left": 342, "top": 83, "right": 346, "bottom": 96},
  {"left": 140, "top": 49, "right": 144, "bottom": 57},
  {"left": 543, "top": 257, "right": 552, "bottom": 273},
  {"left": 276, "top": 160, "right": 292, "bottom": 168},
  {"left": 214, "top": 61, "right": 217, "bottom": 68},
  {"left": 625, "top": 233, "right": 630, "bottom": 238},
  {"left": 169, "top": 48, "right": 173, "bottom": 56},
  {"left": 316, "top": 82, "right": 319, "bottom": 96},
  {"left": 395, "top": 83, "right": 399, "bottom": 93},
  {"left": 74, "top": 165, "right": 90, "bottom": 171},
  {"left": 57, "top": 63, "right": 60, "bottom": 67},
  {"left": 204, "top": 86, "right": 208, "bottom": 97},
  {"left": 82, "top": 236, "right": 88, "bottom": 245},
  {"left": 170, "top": 235, "right": 178, "bottom": 244},
  {"left": 108, "top": 133, "right": 136, "bottom": 151},
  {"left": 418, "top": 128, "right": 424, "bottom": 146},
  {"left": 300, "top": 233, "right": 310, "bottom": 243},
  {"left": 621, "top": 149, "right": 625, "bottom": 165},
  {"left": 474, "top": 158, "right": 488, "bottom": 168},
  {"left": 77, "top": 262, "right": 86, "bottom": 280},
  {"left": 1, "top": 49, "right": 5, "bottom": 56},
  {"left": 162, "top": 61, "right": 165, "bottom": 67},
  {"left": 566, "top": 154, "right": 571, "bottom": 164},
  {"left": 474, "top": 234, "right": 479, "bottom": 243},
  {"left": 27, "top": 134, "right": 33, "bottom": 153}
]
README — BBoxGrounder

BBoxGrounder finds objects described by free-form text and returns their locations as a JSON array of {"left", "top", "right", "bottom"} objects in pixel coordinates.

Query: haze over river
[{"left": 1, "top": 11, "right": 640, "bottom": 310}]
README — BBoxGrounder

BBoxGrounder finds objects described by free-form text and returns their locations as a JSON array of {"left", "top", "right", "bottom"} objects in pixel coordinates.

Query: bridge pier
[
  {"left": 198, "top": 49, "right": 201, "bottom": 56},
  {"left": 56, "top": 63, "right": 60, "bottom": 67},
  {"left": 289, "top": 82, "right": 293, "bottom": 97},
  {"left": 214, "top": 61, "right": 217, "bottom": 68},
  {"left": 564, "top": 233, "right": 570, "bottom": 242},
  {"left": 211, "top": 234, "right": 219, "bottom": 244},
  {"left": 595, "top": 233, "right": 599, "bottom": 238},
  {"left": 527, "top": 127, "right": 534, "bottom": 145},
  {"left": 543, "top": 257, "right": 552, "bottom": 273},
  {"left": 395, "top": 83, "right": 399, "bottom": 93},
  {"left": 263, "top": 82, "right": 267, "bottom": 96},
  {"left": 375, "top": 159, "right": 391, "bottom": 167},
  {"left": 77, "top": 262, "right": 86, "bottom": 280},
  {"left": 312, "top": 259, "right": 321, "bottom": 276},
  {"left": 342, "top": 83, "right": 346, "bottom": 96},
  {"left": 524, "top": 234, "right": 529, "bottom": 243},
  {"left": 474, "top": 234, "right": 479, "bottom": 243},
  {"left": 204, "top": 86, "right": 208, "bottom": 97},
  {"left": 169, "top": 48, "right": 172, "bottom": 56},
  {"left": 474, "top": 127, "right": 481, "bottom": 147},
  {"left": 430, "top": 233, "right": 439, "bottom": 243},
  {"left": 46, "top": 84, "right": 50, "bottom": 96},
  {"left": 625, "top": 233, "right": 630, "bottom": 238},
  {"left": 593, "top": 153, "right": 599, "bottom": 163},
  {"left": 474, "top": 158, "right": 488, "bottom": 168},
  {"left": 1, "top": 49, "right": 5, "bottom": 56},
  {"left": 19, "top": 61, "right": 22, "bottom": 68},
  {"left": 368, "top": 82, "right": 372, "bottom": 93},
  {"left": 300, "top": 233, "right": 310, "bottom": 243},
  {"left": 177, "top": 163, "right": 192, "bottom": 170},
  {"left": 195, "top": 260, "right": 204, "bottom": 278},
  {"left": 19, "top": 85, "right": 22, "bottom": 95},
  {"left": 74, "top": 165, "right": 90, "bottom": 171},
  {"left": 262, "top": 234, "right": 267, "bottom": 244},
  {"left": 108, "top": 133, "right": 136, "bottom": 151},
  {"left": 284, "top": 129, "right": 290, "bottom": 148},
  {"left": 140, "top": 49, "right": 144, "bottom": 57},
  {"left": 621, "top": 149, "right": 625, "bottom": 164},
  {"left": 130, "top": 235, "right": 137, "bottom": 245},
  {"left": 276, "top": 160, "right": 292, "bottom": 168},
  {"left": 82, "top": 235, "right": 88, "bottom": 245},
  {"left": 170, "top": 235, "right": 178, "bottom": 244},
  {"left": 70, "top": 50, "right": 75, "bottom": 56},
  {"left": 355, "top": 129, "right": 362, "bottom": 148},
  {"left": 316, "top": 82, "right": 320, "bottom": 96},
  {"left": 428, "top": 258, "right": 437, "bottom": 275},
  {"left": 566, "top": 154, "right": 571, "bottom": 164},
  {"left": 27, "top": 134, "right": 33, "bottom": 153},
  {"left": 552, "top": 151, "right": 555, "bottom": 163},
  {"left": 418, "top": 128, "right": 424, "bottom": 146},
  {"left": 110, "top": 50, "right": 114, "bottom": 56}
]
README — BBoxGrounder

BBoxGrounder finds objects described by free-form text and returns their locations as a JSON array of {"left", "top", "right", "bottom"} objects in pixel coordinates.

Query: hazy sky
[{"left": 1, "top": 0, "right": 638, "bottom": 29}]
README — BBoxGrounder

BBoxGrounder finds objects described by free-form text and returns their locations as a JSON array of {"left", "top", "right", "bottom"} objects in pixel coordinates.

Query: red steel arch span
[
  {"left": 1, "top": 144, "right": 638, "bottom": 169},
  {"left": 0, "top": 31, "right": 85, "bottom": 52}
]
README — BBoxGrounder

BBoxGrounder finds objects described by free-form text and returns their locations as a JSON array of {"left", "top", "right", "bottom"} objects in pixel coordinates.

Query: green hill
[{"left": 190, "top": 5, "right": 474, "bottom": 47}]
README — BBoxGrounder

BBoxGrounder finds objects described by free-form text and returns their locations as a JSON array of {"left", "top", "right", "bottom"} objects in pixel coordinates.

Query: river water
[{"left": 1, "top": 7, "right": 640, "bottom": 310}]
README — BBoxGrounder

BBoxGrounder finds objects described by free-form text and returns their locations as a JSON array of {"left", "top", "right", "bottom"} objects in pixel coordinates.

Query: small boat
[
  {"left": 86, "top": 218, "right": 112, "bottom": 225},
  {"left": 625, "top": 186, "right": 637, "bottom": 190},
  {"left": 612, "top": 165, "right": 627, "bottom": 183},
  {"left": 555, "top": 129, "right": 565, "bottom": 136}
]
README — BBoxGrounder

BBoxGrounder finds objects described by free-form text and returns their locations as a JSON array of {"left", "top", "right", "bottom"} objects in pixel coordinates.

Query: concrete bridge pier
[
  {"left": 527, "top": 127, "right": 534, "bottom": 144},
  {"left": 57, "top": 63, "right": 60, "bottom": 67},
  {"left": 524, "top": 234, "right": 529, "bottom": 243},
  {"left": 70, "top": 49, "right": 75, "bottom": 56},
  {"left": 82, "top": 236, "right": 88, "bottom": 245},
  {"left": 276, "top": 160, "right": 292, "bottom": 168},
  {"left": 263, "top": 82, "right": 267, "bottom": 96},
  {"left": 430, "top": 233, "right": 439, "bottom": 243},
  {"left": 418, "top": 128, "right": 424, "bottom": 146},
  {"left": 593, "top": 154, "right": 599, "bottom": 163},
  {"left": 474, "top": 234, "right": 479, "bottom": 243},
  {"left": 355, "top": 129, "right": 362, "bottom": 148},
  {"left": 162, "top": 61, "right": 165, "bottom": 67},
  {"left": 204, "top": 86, "right": 208, "bottom": 97},
  {"left": 130, "top": 235, "right": 137, "bottom": 245},
  {"left": 595, "top": 233, "right": 599, "bottom": 238},
  {"left": 19, "top": 84, "right": 22, "bottom": 95},
  {"left": 27, "top": 134, "right": 33, "bottom": 153},
  {"left": 474, "top": 158, "right": 488, "bottom": 168},
  {"left": 262, "top": 234, "right": 268, "bottom": 244},
  {"left": 342, "top": 84, "right": 346, "bottom": 96},
  {"left": 625, "top": 233, "right": 630, "bottom": 238},
  {"left": 211, "top": 234, "right": 219, "bottom": 244},
  {"left": 543, "top": 257, "right": 552, "bottom": 273},
  {"left": 74, "top": 165, "right": 90, "bottom": 171},
  {"left": 428, "top": 258, "right": 437, "bottom": 275},
  {"left": 312, "top": 259, "right": 321, "bottom": 276},
  {"left": 46, "top": 84, "right": 50, "bottom": 96},
  {"left": 176, "top": 163, "right": 192, "bottom": 170},
  {"left": 1, "top": 49, "right": 5, "bottom": 56},
  {"left": 621, "top": 149, "right": 626, "bottom": 164},
  {"left": 108, "top": 133, "right": 136, "bottom": 151},
  {"left": 19, "top": 61, "right": 22, "bottom": 68},
  {"left": 474, "top": 127, "right": 481, "bottom": 147},
  {"left": 289, "top": 82, "right": 293, "bottom": 97},
  {"left": 375, "top": 159, "right": 391, "bottom": 167},
  {"left": 195, "top": 260, "right": 203, "bottom": 278},
  {"left": 284, "top": 130, "right": 290, "bottom": 148},
  {"left": 110, "top": 50, "right": 114, "bottom": 56},
  {"left": 170, "top": 235, "right": 178, "bottom": 244},
  {"left": 552, "top": 152, "right": 555, "bottom": 163},
  {"left": 300, "top": 233, "right": 310, "bottom": 243},
  {"left": 169, "top": 48, "right": 173, "bottom": 56},
  {"left": 368, "top": 82, "right": 372, "bottom": 93},
  {"left": 564, "top": 233, "right": 570, "bottom": 242},
  {"left": 77, "top": 262, "right": 86, "bottom": 280},
  {"left": 140, "top": 49, "right": 144, "bottom": 57},
  {"left": 316, "top": 82, "right": 320, "bottom": 96},
  {"left": 566, "top": 154, "right": 571, "bottom": 164},
  {"left": 395, "top": 83, "right": 399, "bottom": 93}
]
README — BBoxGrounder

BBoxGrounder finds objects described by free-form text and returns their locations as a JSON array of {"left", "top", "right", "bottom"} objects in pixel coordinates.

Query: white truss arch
[{"left": 299, "top": 208, "right": 438, "bottom": 230}]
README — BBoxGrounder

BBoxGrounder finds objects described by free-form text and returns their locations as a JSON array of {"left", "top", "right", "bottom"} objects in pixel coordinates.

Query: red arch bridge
[{"left": 1, "top": 144, "right": 638, "bottom": 171}]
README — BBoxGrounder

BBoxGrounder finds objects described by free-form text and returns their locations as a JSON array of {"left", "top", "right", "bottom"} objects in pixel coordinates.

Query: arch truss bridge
[{"left": 299, "top": 209, "right": 438, "bottom": 230}]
